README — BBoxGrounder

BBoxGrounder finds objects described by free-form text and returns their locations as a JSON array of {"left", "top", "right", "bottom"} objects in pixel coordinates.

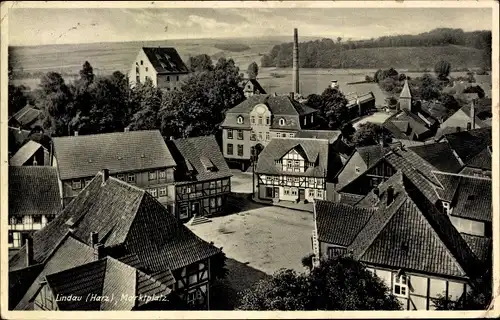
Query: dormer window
[
  {"left": 237, "top": 116, "right": 244, "bottom": 124},
  {"left": 279, "top": 118, "right": 285, "bottom": 126},
  {"left": 442, "top": 201, "right": 451, "bottom": 214}
]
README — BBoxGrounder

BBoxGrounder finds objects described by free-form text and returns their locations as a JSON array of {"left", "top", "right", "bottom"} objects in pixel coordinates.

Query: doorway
[
  {"left": 298, "top": 189, "right": 305, "bottom": 202},
  {"left": 191, "top": 201, "right": 200, "bottom": 216}
]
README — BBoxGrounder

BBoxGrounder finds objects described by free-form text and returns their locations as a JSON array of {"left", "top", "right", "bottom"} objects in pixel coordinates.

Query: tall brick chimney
[
  {"left": 470, "top": 100, "right": 476, "bottom": 130},
  {"left": 293, "top": 28, "right": 299, "bottom": 95}
]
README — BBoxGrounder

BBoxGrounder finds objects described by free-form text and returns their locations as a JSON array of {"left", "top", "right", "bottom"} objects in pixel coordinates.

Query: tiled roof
[
  {"left": 357, "top": 142, "right": 400, "bottom": 167},
  {"left": 400, "top": 80, "right": 412, "bottom": 98},
  {"left": 242, "top": 79, "right": 267, "bottom": 95},
  {"left": 9, "top": 140, "right": 44, "bottom": 166},
  {"left": 443, "top": 127, "right": 491, "bottom": 164},
  {"left": 13, "top": 235, "right": 96, "bottom": 310},
  {"left": 53, "top": 130, "right": 176, "bottom": 180},
  {"left": 142, "top": 47, "right": 189, "bottom": 74},
  {"left": 11, "top": 106, "right": 41, "bottom": 127},
  {"left": 383, "top": 109, "right": 431, "bottom": 140},
  {"left": 420, "top": 101, "right": 449, "bottom": 121},
  {"left": 461, "top": 234, "right": 491, "bottom": 264},
  {"left": 295, "top": 130, "right": 341, "bottom": 142},
  {"left": 466, "top": 147, "right": 491, "bottom": 170},
  {"left": 347, "top": 174, "right": 482, "bottom": 280},
  {"left": 8, "top": 166, "right": 61, "bottom": 217},
  {"left": 433, "top": 172, "right": 491, "bottom": 222},
  {"left": 9, "top": 263, "right": 44, "bottom": 310},
  {"left": 315, "top": 200, "right": 374, "bottom": 246},
  {"left": 408, "top": 142, "right": 463, "bottom": 173},
  {"left": 8, "top": 126, "right": 31, "bottom": 146},
  {"left": 167, "top": 135, "right": 232, "bottom": 182},
  {"left": 45, "top": 256, "right": 172, "bottom": 310},
  {"left": 9, "top": 171, "right": 221, "bottom": 273},
  {"left": 255, "top": 138, "right": 341, "bottom": 179}
]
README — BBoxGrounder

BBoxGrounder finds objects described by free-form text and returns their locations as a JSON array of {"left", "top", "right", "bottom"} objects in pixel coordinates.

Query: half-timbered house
[
  {"left": 255, "top": 137, "right": 343, "bottom": 203},
  {"left": 9, "top": 170, "right": 222, "bottom": 310},
  {"left": 166, "top": 136, "right": 232, "bottom": 222}
]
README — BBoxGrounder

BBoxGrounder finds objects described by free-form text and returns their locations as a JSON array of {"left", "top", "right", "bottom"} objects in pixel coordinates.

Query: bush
[{"left": 301, "top": 253, "right": 315, "bottom": 270}]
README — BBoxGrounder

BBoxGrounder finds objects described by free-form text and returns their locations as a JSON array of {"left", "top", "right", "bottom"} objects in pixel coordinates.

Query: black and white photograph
[{"left": 1, "top": 1, "right": 498, "bottom": 316}]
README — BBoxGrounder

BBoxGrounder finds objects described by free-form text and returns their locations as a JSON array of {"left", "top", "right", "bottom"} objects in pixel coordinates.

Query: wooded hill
[{"left": 261, "top": 28, "right": 491, "bottom": 70}]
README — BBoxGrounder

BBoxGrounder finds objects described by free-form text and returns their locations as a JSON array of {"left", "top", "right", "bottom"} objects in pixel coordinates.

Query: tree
[
  {"left": 247, "top": 61, "right": 259, "bottom": 79},
  {"left": 128, "top": 77, "right": 163, "bottom": 131},
  {"left": 316, "top": 87, "right": 349, "bottom": 129},
  {"left": 238, "top": 256, "right": 402, "bottom": 310},
  {"left": 434, "top": 60, "right": 451, "bottom": 80},
  {"left": 352, "top": 122, "right": 393, "bottom": 147},
  {"left": 419, "top": 73, "right": 442, "bottom": 101},
  {"left": 432, "top": 286, "right": 491, "bottom": 310},
  {"left": 463, "top": 85, "right": 485, "bottom": 99},
  {"left": 79, "top": 61, "right": 95, "bottom": 86},
  {"left": 340, "top": 123, "right": 356, "bottom": 141},
  {"left": 188, "top": 54, "right": 214, "bottom": 72},
  {"left": 8, "top": 84, "right": 29, "bottom": 116}
]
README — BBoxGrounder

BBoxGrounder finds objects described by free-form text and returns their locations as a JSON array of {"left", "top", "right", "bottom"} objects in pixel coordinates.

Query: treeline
[
  {"left": 9, "top": 57, "right": 245, "bottom": 145},
  {"left": 261, "top": 28, "right": 491, "bottom": 69}
]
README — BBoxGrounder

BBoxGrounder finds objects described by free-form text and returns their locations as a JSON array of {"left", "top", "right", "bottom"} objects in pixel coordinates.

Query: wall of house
[
  {"left": 367, "top": 266, "right": 468, "bottom": 310},
  {"left": 34, "top": 283, "right": 58, "bottom": 310},
  {"left": 449, "top": 215, "right": 485, "bottom": 237},
  {"left": 258, "top": 175, "right": 325, "bottom": 202},
  {"left": 8, "top": 214, "right": 54, "bottom": 248},
  {"left": 335, "top": 152, "right": 367, "bottom": 189},
  {"left": 129, "top": 49, "right": 158, "bottom": 87},
  {"left": 173, "top": 259, "right": 211, "bottom": 309},
  {"left": 249, "top": 104, "right": 272, "bottom": 145},
  {"left": 157, "top": 73, "right": 189, "bottom": 91},
  {"left": 223, "top": 128, "right": 251, "bottom": 160}
]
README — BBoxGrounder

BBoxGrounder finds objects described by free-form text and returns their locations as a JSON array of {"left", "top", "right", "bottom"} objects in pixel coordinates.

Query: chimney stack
[
  {"left": 74, "top": 131, "right": 79, "bottom": 137},
  {"left": 25, "top": 238, "right": 33, "bottom": 267},
  {"left": 293, "top": 28, "right": 299, "bottom": 95},
  {"left": 470, "top": 100, "right": 476, "bottom": 129},
  {"left": 102, "top": 169, "right": 109, "bottom": 183},
  {"left": 289, "top": 92, "right": 295, "bottom": 101},
  {"left": 90, "top": 231, "right": 99, "bottom": 247},
  {"left": 387, "top": 186, "right": 395, "bottom": 206},
  {"left": 94, "top": 243, "right": 104, "bottom": 261}
]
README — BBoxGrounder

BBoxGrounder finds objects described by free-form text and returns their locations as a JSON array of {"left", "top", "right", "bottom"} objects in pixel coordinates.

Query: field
[{"left": 9, "top": 38, "right": 484, "bottom": 104}]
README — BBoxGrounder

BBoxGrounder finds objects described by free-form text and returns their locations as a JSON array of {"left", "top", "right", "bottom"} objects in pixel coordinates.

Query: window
[
  {"left": 317, "top": 190, "right": 323, "bottom": 199},
  {"left": 145, "top": 67, "right": 148, "bottom": 72},
  {"left": 149, "top": 171, "right": 158, "bottom": 180},
  {"left": 393, "top": 274, "right": 409, "bottom": 297},
  {"left": 251, "top": 116, "right": 255, "bottom": 124},
  {"left": 209, "top": 181, "right": 216, "bottom": 188},
  {"left": 25, "top": 215, "right": 33, "bottom": 225},
  {"left": 258, "top": 116, "right": 263, "bottom": 125},
  {"left": 355, "top": 166, "right": 360, "bottom": 174},
  {"left": 8, "top": 232, "right": 13, "bottom": 245},
  {"left": 177, "top": 76, "right": 179, "bottom": 81},
  {"left": 289, "top": 133, "right": 294, "bottom": 138},
  {"left": 266, "top": 132, "right": 270, "bottom": 141},
  {"left": 33, "top": 216, "right": 42, "bottom": 224},
  {"left": 266, "top": 117, "right": 270, "bottom": 125},
  {"left": 284, "top": 187, "right": 290, "bottom": 195},
  {"left": 442, "top": 201, "right": 451, "bottom": 214},
  {"left": 227, "top": 144, "right": 233, "bottom": 155},
  {"left": 277, "top": 133, "right": 281, "bottom": 138},
  {"left": 309, "top": 189, "right": 315, "bottom": 197},
  {"left": 304, "top": 117, "right": 307, "bottom": 125},
  {"left": 72, "top": 180, "right": 82, "bottom": 190},
  {"left": 327, "top": 247, "right": 346, "bottom": 259},
  {"left": 10, "top": 216, "right": 22, "bottom": 225},
  {"left": 84, "top": 179, "right": 92, "bottom": 187},
  {"left": 217, "top": 196, "right": 222, "bottom": 206},
  {"left": 159, "top": 187, "right": 167, "bottom": 197},
  {"left": 311, "top": 115, "right": 314, "bottom": 123},
  {"left": 148, "top": 188, "right": 158, "bottom": 197},
  {"left": 167, "top": 76, "right": 170, "bottom": 81},
  {"left": 210, "top": 198, "right": 216, "bottom": 208},
  {"left": 227, "top": 129, "right": 233, "bottom": 139},
  {"left": 294, "top": 177, "right": 299, "bottom": 183},
  {"left": 250, "top": 132, "right": 256, "bottom": 141},
  {"left": 179, "top": 206, "right": 189, "bottom": 219},
  {"left": 237, "top": 116, "right": 244, "bottom": 124},
  {"left": 159, "top": 170, "right": 166, "bottom": 179},
  {"left": 279, "top": 118, "right": 285, "bottom": 126},
  {"left": 291, "top": 188, "right": 298, "bottom": 196},
  {"left": 13, "top": 232, "right": 21, "bottom": 248},
  {"left": 237, "top": 130, "right": 244, "bottom": 140},
  {"left": 140, "top": 60, "right": 143, "bottom": 65},
  {"left": 287, "top": 160, "right": 293, "bottom": 168},
  {"left": 127, "top": 173, "right": 136, "bottom": 183},
  {"left": 237, "top": 145, "right": 244, "bottom": 156},
  {"left": 187, "top": 291, "right": 197, "bottom": 306},
  {"left": 294, "top": 160, "right": 300, "bottom": 167},
  {"left": 258, "top": 132, "right": 263, "bottom": 140},
  {"left": 117, "top": 174, "right": 125, "bottom": 181}
]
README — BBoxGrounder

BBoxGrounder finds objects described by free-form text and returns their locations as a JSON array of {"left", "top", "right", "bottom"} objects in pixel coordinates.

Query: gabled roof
[
  {"left": 383, "top": 109, "right": 431, "bottom": 139},
  {"left": 8, "top": 166, "right": 61, "bottom": 217},
  {"left": 461, "top": 234, "right": 491, "bottom": 263},
  {"left": 256, "top": 138, "right": 338, "bottom": 178},
  {"left": 242, "top": 79, "right": 267, "bottom": 95},
  {"left": 167, "top": 135, "right": 231, "bottom": 182},
  {"left": 408, "top": 142, "right": 463, "bottom": 173},
  {"left": 400, "top": 80, "right": 412, "bottom": 98},
  {"left": 433, "top": 172, "right": 491, "bottom": 222},
  {"left": 443, "top": 127, "right": 491, "bottom": 165},
  {"left": 9, "top": 140, "right": 44, "bottom": 166},
  {"left": 141, "top": 47, "right": 189, "bottom": 74},
  {"left": 53, "top": 130, "right": 176, "bottom": 180},
  {"left": 11, "top": 106, "right": 42, "bottom": 127},
  {"left": 435, "top": 106, "right": 488, "bottom": 139},
  {"left": 9, "top": 126, "right": 31, "bottom": 146},
  {"left": 347, "top": 173, "right": 482, "bottom": 280},
  {"left": 9, "top": 171, "right": 221, "bottom": 274},
  {"left": 356, "top": 142, "right": 400, "bottom": 167},
  {"left": 315, "top": 200, "right": 374, "bottom": 246},
  {"left": 45, "top": 256, "right": 173, "bottom": 310}
]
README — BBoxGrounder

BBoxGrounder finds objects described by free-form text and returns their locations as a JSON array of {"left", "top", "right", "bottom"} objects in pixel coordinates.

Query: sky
[{"left": 8, "top": 7, "right": 493, "bottom": 46}]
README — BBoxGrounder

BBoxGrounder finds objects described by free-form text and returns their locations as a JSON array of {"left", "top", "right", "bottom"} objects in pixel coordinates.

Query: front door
[
  {"left": 191, "top": 202, "right": 200, "bottom": 216},
  {"left": 298, "top": 189, "right": 305, "bottom": 202},
  {"left": 273, "top": 187, "right": 280, "bottom": 199}
]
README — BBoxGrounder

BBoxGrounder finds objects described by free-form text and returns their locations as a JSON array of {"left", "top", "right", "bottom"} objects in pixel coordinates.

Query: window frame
[
  {"left": 227, "top": 143, "right": 233, "bottom": 155},
  {"left": 127, "top": 173, "right": 136, "bottom": 183},
  {"left": 149, "top": 170, "right": 158, "bottom": 181},
  {"left": 148, "top": 188, "right": 158, "bottom": 198},
  {"left": 279, "top": 118, "right": 285, "bottom": 126},
  {"left": 72, "top": 180, "right": 82, "bottom": 190},
  {"left": 266, "top": 132, "right": 270, "bottom": 141},
  {"left": 393, "top": 274, "right": 409, "bottom": 298},
  {"left": 227, "top": 129, "right": 233, "bottom": 139},
  {"left": 237, "top": 144, "right": 244, "bottom": 157},
  {"left": 159, "top": 170, "right": 166, "bottom": 179},
  {"left": 237, "top": 130, "right": 244, "bottom": 140},
  {"left": 237, "top": 116, "right": 244, "bottom": 124},
  {"left": 159, "top": 187, "right": 167, "bottom": 197}
]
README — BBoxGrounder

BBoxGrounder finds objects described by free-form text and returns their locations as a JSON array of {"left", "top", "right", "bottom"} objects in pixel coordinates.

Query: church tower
[{"left": 399, "top": 79, "right": 412, "bottom": 112}]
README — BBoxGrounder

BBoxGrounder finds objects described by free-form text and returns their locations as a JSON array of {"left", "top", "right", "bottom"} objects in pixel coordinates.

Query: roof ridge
[
  {"left": 432, "top": 170, "right": 492, "bottom": 181},
  {"left": 52, "top": 129, "right": 161, "bottom": 140}
]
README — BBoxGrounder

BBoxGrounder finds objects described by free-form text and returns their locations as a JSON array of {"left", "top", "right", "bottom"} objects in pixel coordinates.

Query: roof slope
[
  {"left": 433, "top": 172, "right": 491, "bottom": 222},
  {"left": 168, "top": 135, "right": 231, "bottom": 182},
  {"left": 45, "top": 256, "right": 172, "bottom": 310},
  {"left": 9, "top": 171, "right": 221, "bottom": 273},
  {"left": 142, "top": 47, "right": 189, "bottom": 74},
  {"left": 295, "top": 130, "right": 341, "bottom": 142},
  {"left": 443, "top": 127, "right": 491, "bottom": 164},
  {"left": 53, "top": 130, "right": 176, "bottom": 180},
  {"left": 9, "top": 140, "right": 43, "bottom": 166},
  {"left": 315, "top": 200, "right": 374, "bottom": 246},
  {"left": 8, "top": 166, "right": 61, "bottom": 217},
  {"left": 461, "top": 234, "right": 491, "bottom": 264},
  {"left": 242, "top": 79, "right": 267, "bottom": 94},
  {"left": 400, "top": 80, "right": 412, "bottom": 98},
  {"left": 11, "top": 106, "right": 41, "bottom": 127},
  {"left": 347, "top": 174, "right": 482, "bottom": 280},
  {"left": 408, "top": 142, "right": 463, "bottom": 173}
]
